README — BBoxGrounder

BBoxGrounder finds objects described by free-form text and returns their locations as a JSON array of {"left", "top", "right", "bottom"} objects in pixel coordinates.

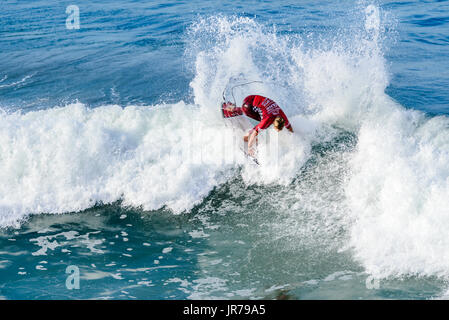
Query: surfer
[{"left": 225, "top": 95, "right": 293, "bottom": 155}]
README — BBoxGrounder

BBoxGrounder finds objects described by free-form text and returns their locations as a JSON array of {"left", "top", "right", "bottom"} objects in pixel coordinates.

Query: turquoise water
[{"left": 1, "top": 0, "right": 449, "bottom": 299}]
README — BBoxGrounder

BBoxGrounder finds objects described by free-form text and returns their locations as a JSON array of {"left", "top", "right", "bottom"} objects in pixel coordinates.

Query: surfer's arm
[
  {"left": 247, "top": 129, "right": 258, "bottom": 154},
  {"left": 247, "top": 118, "right": 269, "bottom": 152},
  {"left": 225, "top": 104, "right": 243, "bottom": 115}
]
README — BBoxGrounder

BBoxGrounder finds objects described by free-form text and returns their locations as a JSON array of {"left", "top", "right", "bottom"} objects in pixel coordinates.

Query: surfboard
[{"left": 221, "top": 101, "right": 259, "bottom": 165}]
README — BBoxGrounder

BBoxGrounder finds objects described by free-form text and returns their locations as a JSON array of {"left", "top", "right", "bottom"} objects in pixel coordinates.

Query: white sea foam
[
  {"left": 0, "top": 102, "right": 226, "bottom": 226},
  {"left": 347, "top": 99, "right": 449, "bottom": 278},
  {"left": 295, "top": 5, "right": 449, "bottom": 279}
]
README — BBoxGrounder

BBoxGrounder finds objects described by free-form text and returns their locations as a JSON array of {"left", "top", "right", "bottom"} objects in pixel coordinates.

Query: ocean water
[{"left": 1, "top": 0, "right": 449, "bottom": 299}]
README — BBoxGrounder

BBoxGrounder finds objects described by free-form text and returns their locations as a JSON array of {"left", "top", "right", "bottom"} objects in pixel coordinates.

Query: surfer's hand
[
  {"left": 225, "top": 103, "right": 236, "bottom": 111},
  {"left": 288, "top": 126, "right": 294, "bottom": 133}
]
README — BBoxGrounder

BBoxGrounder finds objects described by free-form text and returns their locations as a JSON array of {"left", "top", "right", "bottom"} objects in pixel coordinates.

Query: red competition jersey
[{"left": 236, "top": 95, "right": 292, "bottom": 133}]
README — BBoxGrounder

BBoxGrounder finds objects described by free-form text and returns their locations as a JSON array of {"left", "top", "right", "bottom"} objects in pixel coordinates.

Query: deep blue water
[{"left": 1, "top": 0, "right": 449, "bottom": 299}]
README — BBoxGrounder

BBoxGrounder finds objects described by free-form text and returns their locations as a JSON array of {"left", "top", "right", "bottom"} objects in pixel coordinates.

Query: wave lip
[
  {"left": 0, "top": 98, "right": 311, "bottom": 228},
  {"left": 0, "top": 102, "right": 233, "bottom": 227}
]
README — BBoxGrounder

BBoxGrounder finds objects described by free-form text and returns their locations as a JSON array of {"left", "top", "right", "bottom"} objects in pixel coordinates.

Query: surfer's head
[{"left": 273, "top": 116, "right": 285, "bottom": 131}]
